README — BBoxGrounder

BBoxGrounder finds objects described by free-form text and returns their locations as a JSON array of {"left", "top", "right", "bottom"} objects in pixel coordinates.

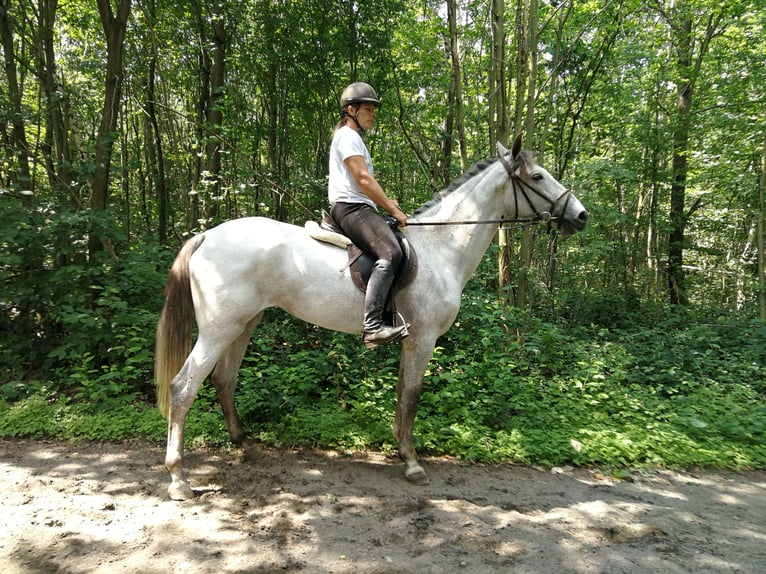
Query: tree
[
  {"left": 489, "top": 0, "right": 510, "bottom": 149},
  {"left": 90, "top": 0, "right": 131, "bottom": 257},
  {"left": 141, "top": 0, "right": 169, "bottom": 244},
  {"left": 656, "top": 0, "right": 726, "bottom": 305},
  {"left": 0, "top": 0, "right": 31, "bottom": 191},
  {"left": 759, "top": 132, "right": 766, "bottom": 319},
  {"left": 444, "top": 0, "right": 467, "bottom": 181}
]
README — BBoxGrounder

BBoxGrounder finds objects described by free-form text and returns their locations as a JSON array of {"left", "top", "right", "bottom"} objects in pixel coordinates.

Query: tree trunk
[
  {"left": 446, "top": 0, "right": 467, "bottom": 173},
  {"left": 144, "top": 0, "right": 168, "bottom": 244},
  {"left": 539, "top": 0, "right": 572, "bottom": 162},
  {"left": 667, "top": 16, "right": 692, "bottom": 305},
  {"left": 512, "top": 0, "right": 527, "bottom": 135},
  {"left": 499, "top": 0, "right": 528, "bottom": 304},
  {"left": 203, "top": 0, "right": 226, "bottom": 223},
  {"left": 489, "top": 0, "right": 509, "bottom": 148},
  {"left": 665, "top": 4, "right": 725, "bottom": 305},
  {"left": 0, "top": 0, "right": 32, "bottom": 190},
  {"left": 759, "top": 132, "right": 766, "bottom": 320},
  {"left": 90, "top": 0, "right": 131, "bottom": 258},
  {"left": 515, "top": 0, "right": 539, "bottom": 311},
  {"left": 35, "top": 0, "right": 77, "bottom": 205},
  {"left": 491, "top": 0, "right": 513, "bottom": 303}
]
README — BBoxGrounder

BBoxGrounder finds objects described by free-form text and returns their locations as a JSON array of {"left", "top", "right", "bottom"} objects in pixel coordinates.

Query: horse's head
[{"left": 497, "top": 134, "right": 588, "bottom": 237}]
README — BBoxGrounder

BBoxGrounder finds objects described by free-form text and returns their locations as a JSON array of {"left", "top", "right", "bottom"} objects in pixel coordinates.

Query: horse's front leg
[{"left": 394, "top": 338, "right": 435, "bottom": 484}]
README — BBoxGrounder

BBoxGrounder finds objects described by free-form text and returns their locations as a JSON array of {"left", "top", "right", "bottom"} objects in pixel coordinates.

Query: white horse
[{"left": 155, "top": 135, "right": 588, "bottom": 500}]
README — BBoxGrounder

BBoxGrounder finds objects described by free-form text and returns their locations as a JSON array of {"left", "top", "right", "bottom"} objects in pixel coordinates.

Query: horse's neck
[{"left": 417, "top": 165, "right": 505, "bottom": 286}]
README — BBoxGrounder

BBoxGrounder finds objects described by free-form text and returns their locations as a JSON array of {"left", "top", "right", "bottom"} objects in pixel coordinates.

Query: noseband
[{"left": 497, "top": 153, "right": 573, "bottom": 227}]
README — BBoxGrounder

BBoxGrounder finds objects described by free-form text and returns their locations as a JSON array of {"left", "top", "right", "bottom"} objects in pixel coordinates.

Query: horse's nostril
[{"left": 579, "top": 211, "right": 589, "bottom": 222}]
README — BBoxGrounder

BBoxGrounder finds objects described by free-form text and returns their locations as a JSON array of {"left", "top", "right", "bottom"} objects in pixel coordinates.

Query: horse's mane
[{"left": 411, "top": 158, "right": 499, "bottom": 217}]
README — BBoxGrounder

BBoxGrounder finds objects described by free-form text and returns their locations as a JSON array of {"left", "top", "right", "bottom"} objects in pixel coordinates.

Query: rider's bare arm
[{"left": 344, "top": 155, "right": 407, "bottom": 227}]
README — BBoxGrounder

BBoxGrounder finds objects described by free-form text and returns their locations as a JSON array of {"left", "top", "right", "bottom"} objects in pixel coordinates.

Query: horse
[{"left": 155, "top": 134, "right": 588, "bottom": 500}]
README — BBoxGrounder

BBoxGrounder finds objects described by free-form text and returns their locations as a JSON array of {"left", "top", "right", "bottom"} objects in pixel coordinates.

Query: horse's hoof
[
  {"left": 168, "top": 480, "right": 195, "bottom": 501},
  {"left": 405, "top": 465, "right": 430, "bottom": 485}
]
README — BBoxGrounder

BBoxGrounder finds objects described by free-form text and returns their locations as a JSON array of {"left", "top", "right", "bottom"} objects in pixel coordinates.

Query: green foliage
[
  {"left": 1, "top": 199, "right": 171, "bottom": 398},
  {"left": 2, "top": 198, "right": 765, "bottom": 469},
  {"left": 1, "top": 0, "right": 765, "bottom": 472},
  {"left": 5, "top": 285, "right": 763, "bottom": 470}
]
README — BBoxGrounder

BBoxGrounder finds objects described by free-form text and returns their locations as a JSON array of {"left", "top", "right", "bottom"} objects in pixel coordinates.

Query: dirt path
[{"left": 1, "top": 439, "right": 764, "bottom": 573}]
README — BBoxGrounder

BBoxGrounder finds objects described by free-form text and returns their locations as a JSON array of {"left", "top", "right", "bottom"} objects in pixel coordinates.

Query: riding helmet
[{"left": 339, "top": 82, "right": 381, "bottom": 111}]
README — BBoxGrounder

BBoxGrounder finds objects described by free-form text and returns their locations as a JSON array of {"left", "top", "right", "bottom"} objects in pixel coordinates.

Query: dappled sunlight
[{"left": 2, "top": 439, "right": 765, "bottom": 573}]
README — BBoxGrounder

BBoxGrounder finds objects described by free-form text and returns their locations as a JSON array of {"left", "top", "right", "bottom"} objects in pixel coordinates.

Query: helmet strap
[{"left": 344, "top": 104, "right": 366, "bottom": 134}]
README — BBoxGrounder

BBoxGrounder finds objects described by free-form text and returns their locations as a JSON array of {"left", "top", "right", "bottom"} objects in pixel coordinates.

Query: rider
[{"left": 328, "top": 82, "right": 409, "bottom": 348}]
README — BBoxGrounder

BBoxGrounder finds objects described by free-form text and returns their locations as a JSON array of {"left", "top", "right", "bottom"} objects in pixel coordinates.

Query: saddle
[{"left": 305, "top": 212, "right": 418, "bottom": 323}]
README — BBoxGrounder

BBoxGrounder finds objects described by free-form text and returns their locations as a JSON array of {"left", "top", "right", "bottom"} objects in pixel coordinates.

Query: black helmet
[{"left": 339, "top": 82, "right": 381, "bottom": 110}]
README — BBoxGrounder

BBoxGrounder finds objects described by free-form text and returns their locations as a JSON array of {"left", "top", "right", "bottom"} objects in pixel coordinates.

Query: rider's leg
[
  {"left": 362, "top": 258, "right": 407, "bottom": 347},
  {"left": 331, "top": 202, "right": 408, "bottom": 347}
]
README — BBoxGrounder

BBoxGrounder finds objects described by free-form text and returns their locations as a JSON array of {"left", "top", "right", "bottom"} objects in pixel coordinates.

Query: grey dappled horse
[{"left": 155, "top": 135, "right": 588, "bottom": 500}]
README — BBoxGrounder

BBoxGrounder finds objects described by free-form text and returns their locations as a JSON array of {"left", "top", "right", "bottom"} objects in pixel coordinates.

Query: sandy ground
[{"left": 0, "top": 439, "right": 764, "bottom": 574}]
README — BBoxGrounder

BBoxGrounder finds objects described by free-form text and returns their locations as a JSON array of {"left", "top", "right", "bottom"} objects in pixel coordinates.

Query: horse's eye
[{"left": 532, "top": 173, "right": 544, "bottom": 181}]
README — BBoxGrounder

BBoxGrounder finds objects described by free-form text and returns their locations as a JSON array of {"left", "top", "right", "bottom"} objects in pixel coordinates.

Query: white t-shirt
[{"left": 328, "top": 125, "right": 376, "bottom": 208}]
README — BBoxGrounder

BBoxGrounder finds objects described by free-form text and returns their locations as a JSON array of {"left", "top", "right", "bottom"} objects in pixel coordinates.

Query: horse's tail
[{"left": 155, "top": 234, "right": 205, "bottom": 419}]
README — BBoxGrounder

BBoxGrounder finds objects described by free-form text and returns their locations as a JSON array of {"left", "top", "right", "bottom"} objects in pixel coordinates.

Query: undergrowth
[{"left": 1, "top": 296, "right": 764, "bottom": 470}]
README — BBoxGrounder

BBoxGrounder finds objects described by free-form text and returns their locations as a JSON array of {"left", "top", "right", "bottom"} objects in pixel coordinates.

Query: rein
[{"left": 406, "top": 154, "right": 571, "bottom": 232}]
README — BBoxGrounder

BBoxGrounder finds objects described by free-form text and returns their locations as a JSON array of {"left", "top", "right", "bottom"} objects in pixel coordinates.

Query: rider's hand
[{"left": 389, "top": 200, "right": 408, "bottom": 227}]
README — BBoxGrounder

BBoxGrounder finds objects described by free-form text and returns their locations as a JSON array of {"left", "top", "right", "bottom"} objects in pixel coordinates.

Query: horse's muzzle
[{"left": 559, "top": 209, "right": 588, "bottom": 237}]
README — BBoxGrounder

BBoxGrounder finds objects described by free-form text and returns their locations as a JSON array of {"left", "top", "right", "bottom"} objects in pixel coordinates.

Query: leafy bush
[{"left": 0, "top": 200, "right": 171, "bottom": 400}]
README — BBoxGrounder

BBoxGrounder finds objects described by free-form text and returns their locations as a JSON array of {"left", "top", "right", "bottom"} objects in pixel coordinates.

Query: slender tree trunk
[
  {"left": 144, "top": 0, "right": 168, "bottom": 244},
  {"left": 539, "top": 1, "right": 571, "bottom": 163},
  {"left": 522, "top": 0, "right": 537, "bottom": 145},
  {"left": 0, "top": 0, "right": 32, "bottom": 190},
  {"left": 90, "top": 0, "right": 131, "bottom": 258},
  {"left": 35, "top": 0, "right": 77, "bottom": 205},
  {"left": 446, "top": 0, "right": 467, "bottom": 172},
  {"left": 759, "top": 132, "right": 766, "bottom": 320},
  {"left": 489, "top": 0, "right": 508, "bottom": 148},
  {"left": 442, "top": 65, "right": 455, "bottom": 188},
  {"left": 667, "top": 16, "right": 692, "bottom": 305},
  {"left": 512, "top": 0, "right": 527, "bottom": 135},
  {"left": 499, "top": 0, "right": 528, "bottom": 304},
  {"left": 205, "top": 0, "right": 226, "bottom": 222},
  {"left": 346, "top": 0, "right": 358, "bottom": 80},
  {"left": 492, "top": 0, "right": 513, "bottom": 303},
  {"left": 515, "top": 0, "right": 539, "bottom": 311},
  {"left": 664, "top": 4, "right": 725, "bottom": 305},
  {"left": 189, "top": 0, "right": 206, "bottom": 228}
]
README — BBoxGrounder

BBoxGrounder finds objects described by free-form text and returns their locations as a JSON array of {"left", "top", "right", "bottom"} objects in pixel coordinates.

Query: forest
[{"left": 1, "top": 0, "right": 764, "bottom": 469}]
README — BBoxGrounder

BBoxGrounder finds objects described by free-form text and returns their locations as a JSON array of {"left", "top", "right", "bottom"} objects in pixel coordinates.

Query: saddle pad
[{"left": 304, "top": 220, "right": 352, "bottom": 248}]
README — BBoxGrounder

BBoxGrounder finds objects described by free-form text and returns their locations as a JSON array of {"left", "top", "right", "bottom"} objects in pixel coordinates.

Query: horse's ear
[
  {"left": 496, "top": 141, "right": 509, "bottom": 157},
  {"left": 511, "top": 133, "right": 523, "bottom": 159}
]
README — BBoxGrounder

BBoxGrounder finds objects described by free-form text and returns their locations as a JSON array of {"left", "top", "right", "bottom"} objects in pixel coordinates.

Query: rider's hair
[{"left": 334, "top": 105, "right": 360, "bottom": 134}]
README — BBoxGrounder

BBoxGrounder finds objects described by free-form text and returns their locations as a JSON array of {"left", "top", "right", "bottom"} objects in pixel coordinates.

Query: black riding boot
[{"left": 362, "top": 261, "right": 408, "bottom": 349}]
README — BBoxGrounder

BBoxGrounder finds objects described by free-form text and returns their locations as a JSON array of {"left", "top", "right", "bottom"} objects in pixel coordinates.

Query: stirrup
[{"left": 394, "top": 311, "right": 410, "bottom": 338}]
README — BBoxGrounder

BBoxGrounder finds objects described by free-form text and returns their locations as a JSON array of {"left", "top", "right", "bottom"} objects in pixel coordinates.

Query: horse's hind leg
[
  {"left": 211, "top": 313, "right": 263, "bottom": 445},
  {"left": 165, "top": 343, "right": 218, "bottom": 500},
  {"left": 165, "top": 328, "right": 244, "bottom": 500}
]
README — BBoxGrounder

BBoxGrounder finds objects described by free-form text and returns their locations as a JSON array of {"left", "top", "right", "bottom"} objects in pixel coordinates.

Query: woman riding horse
[{"left": 328, "top": 82, "right": 409, "bottom": 349}]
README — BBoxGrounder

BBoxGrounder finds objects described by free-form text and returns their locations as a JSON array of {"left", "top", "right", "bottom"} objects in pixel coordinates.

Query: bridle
[
  {"left": 407, "top": 154, "right": 573, "bottom": 232},
  {"left": 497, "top": 153, "right": 574, "bottom": 230}
]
